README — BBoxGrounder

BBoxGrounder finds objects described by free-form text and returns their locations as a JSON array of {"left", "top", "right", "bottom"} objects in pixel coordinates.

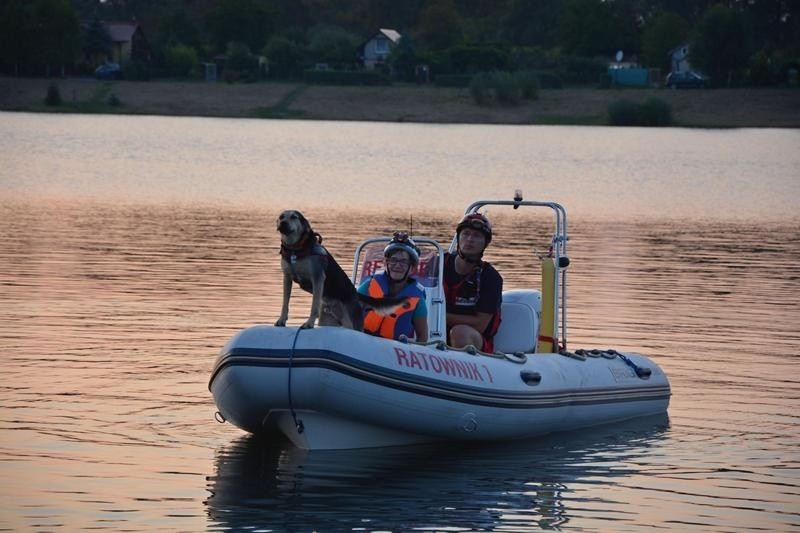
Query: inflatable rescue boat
[{"left": 209, "top": 197, "right": 670, "bottom": 450}]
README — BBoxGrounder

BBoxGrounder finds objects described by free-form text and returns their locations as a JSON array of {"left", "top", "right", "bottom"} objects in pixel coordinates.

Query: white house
[
  {"left": 668, "top": 44, "right": 691, "bottom": 73},
  {"left": 361, "top": 29, "right": 401, "bottom": 70}
]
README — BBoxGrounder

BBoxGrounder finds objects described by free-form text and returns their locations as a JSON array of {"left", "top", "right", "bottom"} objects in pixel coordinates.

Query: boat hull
[{"left": 209, "top": 325, "right": 670, "bottom": 450}]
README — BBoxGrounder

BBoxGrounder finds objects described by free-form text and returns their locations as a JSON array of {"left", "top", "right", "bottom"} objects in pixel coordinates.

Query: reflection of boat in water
[
  {"left": 209, "top": 197, "right": 670, "bottom": 449},
  {"left": 205, "top": 414, "right": 670, "bottom": 531}
]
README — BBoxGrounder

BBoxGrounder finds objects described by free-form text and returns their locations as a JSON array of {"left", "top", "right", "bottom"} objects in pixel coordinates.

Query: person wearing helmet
[
  {"left": 443, "top": 213, "right": 503, "bottom": 352},
  {"left": 357, "top": 232, "right": 429, "bottom": 342}
]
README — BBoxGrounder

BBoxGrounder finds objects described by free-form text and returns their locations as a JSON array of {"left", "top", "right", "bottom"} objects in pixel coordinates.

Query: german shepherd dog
[{"left": 275, "top": 210, "right": 407, "bottom": 330}]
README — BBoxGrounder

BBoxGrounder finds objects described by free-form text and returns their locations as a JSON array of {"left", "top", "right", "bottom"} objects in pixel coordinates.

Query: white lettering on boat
[{"left": 394, "top": 347, "right": 493, "bottom": 383}]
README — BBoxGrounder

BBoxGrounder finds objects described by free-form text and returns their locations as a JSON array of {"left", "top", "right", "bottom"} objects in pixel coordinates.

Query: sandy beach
[{"left": 1, "top": 76, "right": 798, "bottom": 127}]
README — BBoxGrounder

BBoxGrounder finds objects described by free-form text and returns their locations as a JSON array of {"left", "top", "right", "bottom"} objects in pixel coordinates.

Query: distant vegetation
[
  {"left": 1, "top": 0, "right": 798, "bottom": 91},
  {"left": 608, "top": 97, "right": 673, "bottom": 126},
  {"left": 469, "top": 71, "right": 539, "bottom": 106},
  {"left": 44, "top": 82, "right": 61, "bottom": 106}
]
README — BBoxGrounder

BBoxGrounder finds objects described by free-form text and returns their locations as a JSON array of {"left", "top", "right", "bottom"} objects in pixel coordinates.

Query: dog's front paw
[
  {"left": 275, "top": 317, "right": 287, "bottom": 327},
  {"left": 299, "top": 319, "right": 316, "bottom": 329}
]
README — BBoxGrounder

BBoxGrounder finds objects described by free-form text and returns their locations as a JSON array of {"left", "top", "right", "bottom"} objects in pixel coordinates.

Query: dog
[{"left": 275, "top": 210, "right": 408, "bottom": 330}]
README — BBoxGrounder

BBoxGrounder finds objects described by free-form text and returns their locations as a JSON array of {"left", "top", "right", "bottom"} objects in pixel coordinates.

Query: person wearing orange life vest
[
  {"left": 357, "top": 232, "right": 429, "bottom": 342},
  {"left": 444, "top": 213, "right": 502, "bottom": 353}
]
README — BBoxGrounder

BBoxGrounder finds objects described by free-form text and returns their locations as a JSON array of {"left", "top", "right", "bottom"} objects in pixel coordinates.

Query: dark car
[
  {"left": 665, "top": 71, "right": 708, "bottom": 89},
  {"left": 95, "top": 63, "right": 123, "bottom": 80}
]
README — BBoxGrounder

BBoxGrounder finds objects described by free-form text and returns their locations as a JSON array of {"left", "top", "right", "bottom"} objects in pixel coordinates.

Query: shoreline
[{"left": 1, "top": 76, "right": 799, "bottom": 128}]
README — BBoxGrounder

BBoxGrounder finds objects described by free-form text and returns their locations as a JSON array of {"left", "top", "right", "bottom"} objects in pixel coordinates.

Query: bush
[
  {"left": 533, "top": 70, "right": 563, "bottom": 89},
  {"left": 746, "top": 50, "right": 780, "bottom": 86},
  {"left": 448, "top": 45, "right": 509, "bottom": 74},
  {"left": 608, "top": 98, "right": 672, "bottom": 126},
  {"left": 121, "top": 59, "right": 150, "bottom": 81},
  {"left": 435, "top": 74, "right": 474, "bottom": 87},
  {"left": 164, "top": 45, "right": 198, "bottom": 77},
  {"left": 639, "top": 97, "right": 673, "bottom": 126},
  {"left": 469, "top": 73, "right": 492, "bottom": 105},
  {"left": 107, "top": 93, "right": 121, "bottom": 107},
  {"left": 302, "top": 70, "right": 390, "bottom": 86},
  {"left": 557, "top": 55, "right": 607, "bottom": 84},
  {"left": 608, "top": 99, "right": 639, "bottom": 125},
  {"left": 468, "top": 71, "right": 538, "bottom": 106},
  {"left": 515, "top": 70, "right": 540, "bottom": 99},
  {"left": 225, "top": 42, "right": 260, "bottom": 82},
  {"left": 263, "top": 36, "right": 305, "bottom": 79},
  {"left": 45, "top": 83, "right": 61, "bottom": 106},
  {"left": 493, "top": 71, "right": 522, "bottom": 105},
  {"left": 509, "top": 46, "right": 554, "bottom": 71}
]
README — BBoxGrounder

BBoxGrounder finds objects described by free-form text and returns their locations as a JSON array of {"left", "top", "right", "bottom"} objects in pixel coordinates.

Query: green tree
[
  {"left": 448, "top": 44, "right": 509, "bottom": 74},
  {"left": 205, "top": 0, "right": 277, "bottom": 54},
  {"left": 691, "top": 4, "right": 750, "bottom": 86},
  {"left": 389, "top": 35, "right": 422, "bottom": 82},
  {"left": 556, "top": 0, "right": 640, "bottom": 57},
  {"left": 307, "top": 25, "right": 360, "bottom": 67},
  {"left": 83, "top": 17, "right": 112, "bottom": 65},
  {"left": 340, "top": 0, "right": 425, "bottom": 36},
  {"left": 0, "top": 0, "right": 33, "bottom": 75},
  {"left": 457, "top": 0, "right": 510, "bottom": 43},
  {"left": 502, "top": 0, "right": 561, "bottom": 48},
  {"left": 164, "top": 44, "right": 198, "bottom": 77},
  {"left": 641, "top": 11, "right": 688, "bottom": 71},
  {"left": 263, "top": 35, "right": 306, "bottom": 79},
  {"left": 31, "top": 0, "right": 82, "bottom": 76},
  {"left": 153, "top": 7, "right": 201, "bottom": 51},
  {"left": 416, "top": 0, "right": 463, "bottom": 51}
]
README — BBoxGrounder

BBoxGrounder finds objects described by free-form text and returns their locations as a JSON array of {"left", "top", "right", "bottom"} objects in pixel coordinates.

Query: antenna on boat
[{"left": 409, "top": 215, "right": 413, "bottom": 237}]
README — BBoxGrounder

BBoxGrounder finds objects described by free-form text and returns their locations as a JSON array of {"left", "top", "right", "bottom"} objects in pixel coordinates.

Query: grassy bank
[{"left": 2, "top": 76, "right": 798, "bottom": 128}]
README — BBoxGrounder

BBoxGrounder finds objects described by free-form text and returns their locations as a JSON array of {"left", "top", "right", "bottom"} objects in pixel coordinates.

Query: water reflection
[
  {"left": 2, "top": 113, "right": 799, "bottom": 530},
  {"left": 205, "top": 415, "right": 670, "bottom": 531}
]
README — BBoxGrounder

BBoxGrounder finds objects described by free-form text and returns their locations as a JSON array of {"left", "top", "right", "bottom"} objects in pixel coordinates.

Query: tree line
[{"left": 1, "top": 0, "right": 798, "bottom": 86}]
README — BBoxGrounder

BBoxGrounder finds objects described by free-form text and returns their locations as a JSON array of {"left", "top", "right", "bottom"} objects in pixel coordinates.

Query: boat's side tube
[{"left": 538, "top": 255, "right": 556, "bottom": 353}]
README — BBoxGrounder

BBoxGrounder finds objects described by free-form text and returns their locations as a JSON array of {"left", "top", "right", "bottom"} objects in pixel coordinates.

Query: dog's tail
[{"left": 356, "top": 293, "right": 410, "bottom": 316}]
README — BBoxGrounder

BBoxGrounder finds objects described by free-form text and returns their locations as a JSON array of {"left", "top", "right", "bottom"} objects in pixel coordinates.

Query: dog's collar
[{"left": 280, "top": 230, "right": 323, "bottom": 261}]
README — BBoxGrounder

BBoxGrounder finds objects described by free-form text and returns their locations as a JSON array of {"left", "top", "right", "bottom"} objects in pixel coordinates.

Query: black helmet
[
  {"left": 383, "top": 231, "right": 420, "bottom": 266},
  {"left": 456, "top": 213, "right": 492, "bottom": 244}
]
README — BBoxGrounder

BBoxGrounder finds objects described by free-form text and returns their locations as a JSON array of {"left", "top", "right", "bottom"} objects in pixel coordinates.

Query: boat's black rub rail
[{"left": 210, "top": 348, "right": 671, "bottom": 410}]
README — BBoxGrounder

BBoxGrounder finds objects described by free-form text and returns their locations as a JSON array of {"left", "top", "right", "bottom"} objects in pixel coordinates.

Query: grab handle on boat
[{"left": 520, "top": 370, "right": 541, "bottom": 386}]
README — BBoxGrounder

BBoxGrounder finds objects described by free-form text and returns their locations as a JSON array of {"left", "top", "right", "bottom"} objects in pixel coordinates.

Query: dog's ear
[{"left": 296, "top": 211, "right": 310, "bottom": 231}]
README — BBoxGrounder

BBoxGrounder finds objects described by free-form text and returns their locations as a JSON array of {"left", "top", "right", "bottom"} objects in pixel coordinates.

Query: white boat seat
[{"left": 493, "top": 289, "right": 541, "bottom": 354}]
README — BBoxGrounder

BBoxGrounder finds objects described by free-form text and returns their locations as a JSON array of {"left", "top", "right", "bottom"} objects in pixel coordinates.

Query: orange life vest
[{"left": 363, "top": 274, "right": 423, "bottom": 340}]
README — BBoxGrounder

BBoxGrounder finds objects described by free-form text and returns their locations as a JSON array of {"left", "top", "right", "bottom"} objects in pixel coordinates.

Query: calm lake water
[{"left": 1, "top": 111, "right": 799, "bottom": 531}]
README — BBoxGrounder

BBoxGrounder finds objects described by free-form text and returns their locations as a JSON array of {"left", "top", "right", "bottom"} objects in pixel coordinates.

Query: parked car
[
  {"left": 665, "top": 70, "right": 708, "bottom": 89},
  {"left": 95, "top": 63, "right": 123, "bottom": 80}
]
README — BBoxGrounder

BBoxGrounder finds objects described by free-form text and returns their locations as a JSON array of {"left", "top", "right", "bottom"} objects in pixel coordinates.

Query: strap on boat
[
  {"left": 609, "top": 349, "right": 652, "bottom": 379},
  {"left": 288, "top": 327, "right": 304, "bottom": 434}
]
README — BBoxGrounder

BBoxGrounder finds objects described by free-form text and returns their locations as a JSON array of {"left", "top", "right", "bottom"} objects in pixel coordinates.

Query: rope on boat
[
  {"left": 288, "top": 327, "right": 304, "bottom": 434},
  {"left": 569, "top": 348, "right": 652, "bottom": 379},
  {"left": 608, "top": 349, "right": 653, "bottom": 379},
  {"left": 397, "top": 338, "right": 528, "bottom": 364},
  {"left": 503, "top": 352, "right": 528, "bottom": 364}
]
